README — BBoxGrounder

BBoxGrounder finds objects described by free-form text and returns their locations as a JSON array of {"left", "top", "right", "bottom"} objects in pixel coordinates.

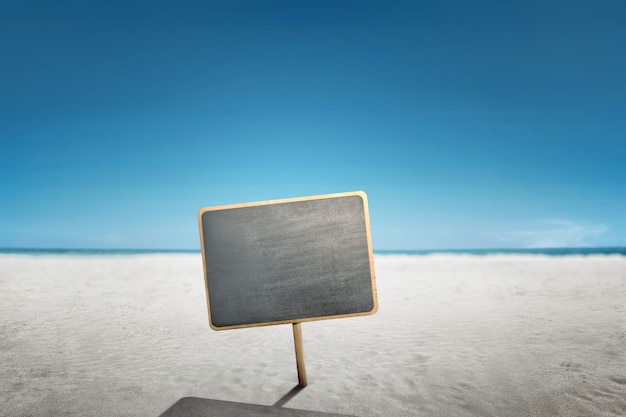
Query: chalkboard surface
[{"left": 198, "top": 191, "right": 378, "bottom": 330}]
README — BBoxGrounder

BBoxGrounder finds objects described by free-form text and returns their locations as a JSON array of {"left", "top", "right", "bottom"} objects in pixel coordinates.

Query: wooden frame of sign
[{"left": 198, "top": 191, "right": 378, "bottom": 386}]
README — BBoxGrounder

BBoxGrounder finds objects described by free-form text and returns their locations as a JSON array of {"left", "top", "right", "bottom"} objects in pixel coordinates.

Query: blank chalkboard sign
[{"left": 197, "top": 191, "right": 378, "bottom": 330}]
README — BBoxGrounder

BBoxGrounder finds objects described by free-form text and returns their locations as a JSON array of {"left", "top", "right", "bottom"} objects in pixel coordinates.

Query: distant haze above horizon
[{"left": 2, "top": 1, "right": 625, "bottom": 250}]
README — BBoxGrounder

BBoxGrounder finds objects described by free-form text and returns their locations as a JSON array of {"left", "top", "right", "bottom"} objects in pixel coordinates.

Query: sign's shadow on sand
[{"left": 158, "top": 386, "right": 355, "bottom": 417}]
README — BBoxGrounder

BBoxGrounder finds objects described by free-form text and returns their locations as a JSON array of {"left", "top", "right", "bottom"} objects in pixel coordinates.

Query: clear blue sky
[{"left": 1, "top": 0, "right": 625, "bottom": 250}]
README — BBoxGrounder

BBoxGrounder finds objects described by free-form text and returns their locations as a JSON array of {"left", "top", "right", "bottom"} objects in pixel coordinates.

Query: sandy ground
[{"left": 1, "top": 254, "right": 625, "bottom": 417}]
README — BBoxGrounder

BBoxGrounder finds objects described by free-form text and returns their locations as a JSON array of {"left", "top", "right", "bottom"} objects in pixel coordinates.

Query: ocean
[{"left": 1, "top": 247, "right": 626, "bottom": 256}]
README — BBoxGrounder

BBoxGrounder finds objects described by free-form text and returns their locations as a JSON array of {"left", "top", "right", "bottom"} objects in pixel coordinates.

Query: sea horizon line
[{"left": 1, "top": 247, "right": 626, "bottom": 256}]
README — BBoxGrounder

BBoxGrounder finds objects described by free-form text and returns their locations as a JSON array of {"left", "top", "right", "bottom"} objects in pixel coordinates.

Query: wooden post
[{"left": 292, "top": 322, "right": 308, "bottom": 386}]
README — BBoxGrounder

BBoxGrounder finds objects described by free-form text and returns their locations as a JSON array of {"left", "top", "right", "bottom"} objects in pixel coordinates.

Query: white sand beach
[{"left": 1, "top": 254, "right": 625, "bottom": 417}]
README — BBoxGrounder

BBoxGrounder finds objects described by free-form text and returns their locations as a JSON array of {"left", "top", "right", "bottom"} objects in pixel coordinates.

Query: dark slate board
[{"left": 198, "top": 192, "right": 377, "bottom": 329}]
